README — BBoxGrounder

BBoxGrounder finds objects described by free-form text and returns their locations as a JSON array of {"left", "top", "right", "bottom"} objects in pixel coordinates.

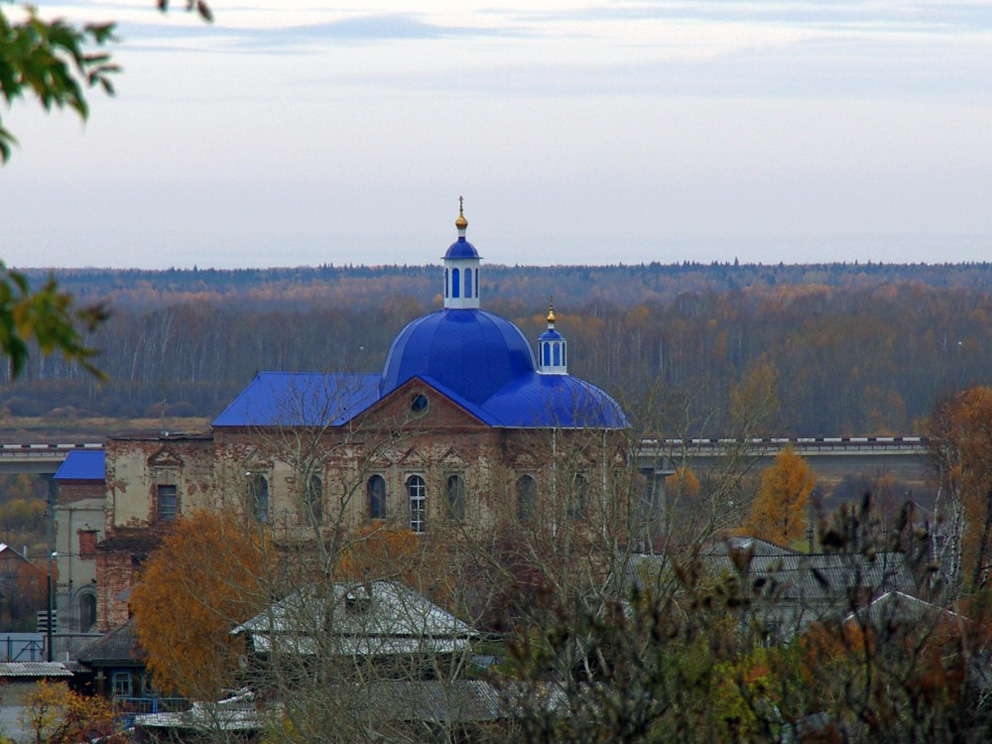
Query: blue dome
[
  {"left": 538, "top": 328, "right": 564, "bottom": 342},
  {"left": 444, "top": 237, "right": 481, "bottom": 260},
  {"left": 483, "top": 373, "right": 629, "bottom": 428},
  {"left": 381, "top": 309, "right": 536, "bottom": 404}
]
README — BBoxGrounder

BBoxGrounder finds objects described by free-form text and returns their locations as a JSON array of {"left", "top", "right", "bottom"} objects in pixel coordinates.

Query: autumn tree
[
  {"left": 19, "top": 680, "right": 121, "bottom": 744},
  {"left": 746, "top": 445, "right": 815, "bottom": 546},
  {"left": 927, "top": 385, "right": 992, "bottom": 591},
  {"left": 129, "top": 509, "right": 271, "bottom": 698}
]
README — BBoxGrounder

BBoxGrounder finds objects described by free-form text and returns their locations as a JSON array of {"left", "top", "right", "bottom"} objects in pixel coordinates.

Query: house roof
[
  {"left": 847, "top": 590, "right": 964, "bottom": 629},
  {"left": 76, "top": 618, "right": 144, "bottom": 665},
  {"left": 629, "top": 550, "right": 917, "bottom": 637},
  {"left": 351, "top": 679, "right": 504, "bottom": 723},
  {"left": 53, "top": 450, "right": 106, "bottom": 481},
  {"left": 0, "top": 661, "right": 72, "bottom": 678},
  {"left": 232, "top": 580, "right": 477, "bottom": 657},
  {"left": 704, "top": 536, "right": 799, "bottom": 557},
  {"left": 134, "top": 681, "right": 506, "bottom": 732}
]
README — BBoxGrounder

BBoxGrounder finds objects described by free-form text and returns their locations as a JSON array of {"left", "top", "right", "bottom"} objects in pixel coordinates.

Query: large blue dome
[{"left": 381, "top": 309, "right": 536, "bottom": 404}]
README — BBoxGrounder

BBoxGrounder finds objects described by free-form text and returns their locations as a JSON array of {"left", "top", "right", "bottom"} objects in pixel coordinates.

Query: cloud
[
  {"left": 308, "top": 34, "right": 991, "bottom": 104},
  {"left": 515, "top": 0, "right": 992, "bottom": 35},
  {"left": 117, "top": 12, "right": 525, "bottom": 52}
]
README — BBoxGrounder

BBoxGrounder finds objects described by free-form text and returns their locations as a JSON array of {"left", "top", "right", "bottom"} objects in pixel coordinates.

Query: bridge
[
  {"left": 636, "top": 436, "right": 934, "bottom": 507},
  {"left": 0, "top": 443, "right": 104, "bottom": 475}
]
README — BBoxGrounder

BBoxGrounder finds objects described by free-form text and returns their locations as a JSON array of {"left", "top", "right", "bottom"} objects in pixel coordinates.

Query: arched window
[
  {"left": 562, "top": 344, "right": 566, "bottom": 366},
  {"left": 408, "top": 475, "right": 426, "bottom": 533},
  {"left": 368, "top": 474, "right": 387, "bottom": 520},
  {"left": 464, "top": 268, "right": 472, "bottom": 298},
  {"left": 247, "top": 474, "right": 269, "bottom": 523},
  {"left": 452, "top": 268, "right": 460, "bottom": 298},
  {"left": 553, "top": 343, "right": 560, "bottom": 366},
  {"left": 543, "top": 343, "right": 550, "bottom": 367},
  {"left": 306, "top": 475, "right": 323, "bottom": 524},
  {"left": 516, "top": 475, "right": 536, "bottom": 522},
  {"left": 568, "top": 474, "right": 588, "bottom": 520},
  {"left": 79, "top": 592, "right": 97, "bottom": 633},
  {"left": 475, "top": 270, "right": 479, "bottom": 297},
  {"left": 445, "top": 268, "right": 449, "bottom": 298},
  {"left": 446, "top": 474, "right": 465, "bottom": 522}
]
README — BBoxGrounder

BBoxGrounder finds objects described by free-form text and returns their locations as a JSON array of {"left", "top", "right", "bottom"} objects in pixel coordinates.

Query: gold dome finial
[
  {"left": 547, "top": 296, "right": 555, "bottom": 324},
  {"left": 455, "top": 196, "right": 468, "bottom": 230}
]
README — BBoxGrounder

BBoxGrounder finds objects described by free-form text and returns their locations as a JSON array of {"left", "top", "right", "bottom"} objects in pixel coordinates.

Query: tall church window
[
  {"left": 465, "top": 269, "right": 472, "bottom": 298},
  {"left": 553, "top": 343, "right": 560, "bottom": 366},
  {"left": 475, "top": 270, "right": 479, "bottom": 297},
  {"left": 452, "top": 268, "right": 460, "bottom": 298},
  {"left": 306, "top": 475, "right": 323, "bottom": 524},
  {"left": 368, "top": 474, "right": 387, "bottom": 520},
  {"left": 249, "top": 474, "right": 269, "bottom": 523},
  {"left": 516, "top": 474, "right": 536, "bottom": 522},
  {"left": 446, "top": 474, "right": 466, "bottom": 522},
  {"left": 157, "top": 484, "right": 177, "bottom": 522},
  {"left": 408, "top": 475, "right": 426, "bottom": 533},
  {"left": 445, "top": 268, "right": 449, "bottom": 298},
  {"left": 79, "top": 592, "right": 97, "bottom": 633},
  {"left": 543, "top": 343, "right": 550, "bottom": 367}
]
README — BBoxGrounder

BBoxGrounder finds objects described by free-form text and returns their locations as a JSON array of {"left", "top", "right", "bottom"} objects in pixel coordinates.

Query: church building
[{"left": 92, "top": 204, "right": 630, "bottom": 630}]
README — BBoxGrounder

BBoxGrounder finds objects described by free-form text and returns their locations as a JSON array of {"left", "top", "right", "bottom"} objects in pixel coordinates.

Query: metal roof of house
[
  {"left": 53, "top": 450, "right": 106, "bottom": 481},
  {"left": 76, "top": 618, "right": 144, "bottom": 665},
  {"left": 134, "top": 680, "right": 506, "bottom": 732},
  {"left": 629, "top": 550, "right": 918, "bottom": 637},
  {"left": 232, "top": 580, "right": 477, "bottom": 657},
  {"left": 0, "top": 661, "right": 72, "bottom": 678}
]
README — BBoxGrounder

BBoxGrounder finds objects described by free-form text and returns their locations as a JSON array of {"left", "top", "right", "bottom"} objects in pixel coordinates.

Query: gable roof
[
  {"left": 232, "top": 580, "right": 477, "bottom": 657},
  {"left": 54, "top": 451, "right": 106, "bottom": 481},
  {"left": 76, "top": 618, "right": 144, "bottom": 665},
  {"left": 212, "top": 372, "right": 382, "bottom": 427}
]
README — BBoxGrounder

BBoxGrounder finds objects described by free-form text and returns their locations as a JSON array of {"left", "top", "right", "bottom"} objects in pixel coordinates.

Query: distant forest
[{"left": 3, "top": 261, "right": 990, "bottom": 437}]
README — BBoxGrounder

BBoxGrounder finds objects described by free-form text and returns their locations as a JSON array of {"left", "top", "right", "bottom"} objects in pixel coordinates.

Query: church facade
[{"left": 92, "top": 205, "right": 630, "bottom": 630}]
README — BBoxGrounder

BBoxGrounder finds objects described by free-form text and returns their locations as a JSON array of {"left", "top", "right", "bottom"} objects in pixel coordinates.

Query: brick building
[{"left": 90, "top": 205, "right": 630, "bottom": 630}]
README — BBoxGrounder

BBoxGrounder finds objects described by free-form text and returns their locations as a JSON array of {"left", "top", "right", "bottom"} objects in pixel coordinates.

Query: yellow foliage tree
[
  {"left": 927, "top": 385, "right": 992, "bottom": 588},
  {"left": 335, "top": 524, "right": 456, "bottom": 609},
  {"left": 664, "top": 467, "right": 700, "bottom": 500},
  {"left": 746, "top": 445, "right": 815, "bottom": 546},
  {"left": 130, "top": 510, "right": 271, "bottom": 698},
  {"left": 19, "top": 680, "right": 120, "bottom": 744}
]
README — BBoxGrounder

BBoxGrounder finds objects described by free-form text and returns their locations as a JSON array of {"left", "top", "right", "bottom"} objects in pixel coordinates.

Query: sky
[{"left": 1, "top": 0, "right": 991, "bottom": 269}]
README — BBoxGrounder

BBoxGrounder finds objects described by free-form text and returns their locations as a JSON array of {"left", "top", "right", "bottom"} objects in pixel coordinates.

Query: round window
[{"left": 411, "top": 393, "right": 429, "bottom": 414}]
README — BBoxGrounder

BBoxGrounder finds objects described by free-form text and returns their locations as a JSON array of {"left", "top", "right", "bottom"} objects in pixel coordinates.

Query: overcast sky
[{"left": 2, "top": 1, "right": 990, "bottom": 269}]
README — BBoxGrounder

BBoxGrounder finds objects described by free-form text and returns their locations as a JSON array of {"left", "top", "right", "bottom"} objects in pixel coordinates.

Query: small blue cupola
[
  {"left": 538, "top": 298, "right": 567, "bottom": 374},
  {"left": 443, "top": 197, "right": 481, "bottom": 310}
]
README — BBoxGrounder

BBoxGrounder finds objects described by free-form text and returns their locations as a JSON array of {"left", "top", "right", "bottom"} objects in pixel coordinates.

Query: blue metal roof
[
  {"left": 54, "top": 451, "right": 105, "bottom": 481},
  {"left": 538, "top": 328, "right": 564, "bottom": 341},
  {"left": 443, "top": 237, "right": 480, "bottom": 259},
  {"left": 215, "top": 313, "right": 626, "bottom": 431},
  {"left": 482, "top": 372, "right": 629, "bottom": 429},
  {"left": 212, "top": 373, "right": 382, "bottom": 427},
  {"left": 381, "top": 309, "right": 536, "bottom": 405}
]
